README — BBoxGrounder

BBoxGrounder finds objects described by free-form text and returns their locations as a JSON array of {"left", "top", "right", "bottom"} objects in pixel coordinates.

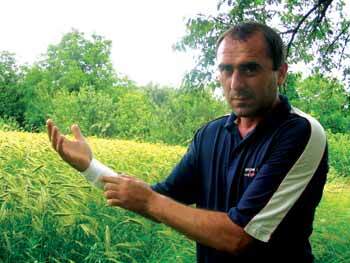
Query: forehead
[{"left": 217, "top": 33, "right": 271, "bottom": 66}]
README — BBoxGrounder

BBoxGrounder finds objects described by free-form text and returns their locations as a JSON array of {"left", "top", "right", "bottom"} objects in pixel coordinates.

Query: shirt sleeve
[
  {"left": 151, "top": 131, "right": 200, "bottom": 205},
  {"left": 228, "top": 115, "right": 328, "bottom": 242}
]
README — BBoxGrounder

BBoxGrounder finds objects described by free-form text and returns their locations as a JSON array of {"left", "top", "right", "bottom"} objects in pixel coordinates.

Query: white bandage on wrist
[{"left": 81, "top": 158, "right": 118, "bottom": 189}]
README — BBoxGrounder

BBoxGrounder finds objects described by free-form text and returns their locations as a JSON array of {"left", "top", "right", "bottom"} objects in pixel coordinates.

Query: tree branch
[
  {"left": 315, "top": 0, "right": 333, "bottom": 24},
  {"left": 211, "top": 15, "right": 231, "bottom": 26},
  {"left": 337, "top": 34, "right": 350, "bottom": 70},
  {"left": 286, "top": 6, "right": 318, "bottom": 58},
  {"left": 309, "top": 0, "right": 333, "bottom": 36},
  {"left": 325, "top": 23, "right": 350, "bottom": 54},
  {"left": 286, "top": 0, "right": 333, "bottom": 58},
  {"left": 281, "top": 29, "right": 296, "bottom": 35}
]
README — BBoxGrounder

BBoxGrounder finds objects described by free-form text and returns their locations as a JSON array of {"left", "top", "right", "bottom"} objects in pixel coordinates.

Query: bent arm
[
  {"left": 103, "top": 174, "right": 252, "bottom": 254},
  {"left": 148, "top": 192, "right": 252, "bottom": 254}
]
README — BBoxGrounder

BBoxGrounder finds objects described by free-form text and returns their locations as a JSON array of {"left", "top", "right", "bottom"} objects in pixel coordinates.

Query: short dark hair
[{"left": 216, "top": 22, "right": 286, "bottom": 70}]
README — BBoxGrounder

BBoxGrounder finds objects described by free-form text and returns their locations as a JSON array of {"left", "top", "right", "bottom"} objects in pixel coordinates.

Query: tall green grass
[
  {"left": 0, "top": 131, "right": 349, "bottom": 262},
  {"left": 312, "top": 170, "right": 350, "bottom": 263},
  {"left": 0, "top": 131, "right": 194, "bottom": 262}
]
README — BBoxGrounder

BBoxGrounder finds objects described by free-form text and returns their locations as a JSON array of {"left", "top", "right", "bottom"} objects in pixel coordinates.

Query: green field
[
  {"left": 312, "top": 177, "right": 350, "bottom": 263},
  {"left": 0, "top": 131, "right": 349, "bottom": 262}
]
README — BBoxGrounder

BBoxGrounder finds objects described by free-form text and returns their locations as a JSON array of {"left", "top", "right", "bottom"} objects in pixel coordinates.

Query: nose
[{"left": 230, "top": 70, "right": 244, "bottom": 91}]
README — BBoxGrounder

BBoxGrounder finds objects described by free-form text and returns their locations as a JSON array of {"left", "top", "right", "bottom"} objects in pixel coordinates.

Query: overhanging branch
[
  {"left": 286, "top": 0, "right": 334, "bottom": 58},
  {"left": 326, "top": 23, "right": 350, "bottom": 54}
]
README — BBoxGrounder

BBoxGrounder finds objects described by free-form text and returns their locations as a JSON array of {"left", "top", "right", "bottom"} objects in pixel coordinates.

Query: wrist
[
  {"left": 80, "top": 156, "right": 92, "bottom": 172},
  {"left": 146, "top": 191, "right": 166, "bottom": 223},
  {"left": 81, "top": 158, "right": 118, "bottom": 188}
]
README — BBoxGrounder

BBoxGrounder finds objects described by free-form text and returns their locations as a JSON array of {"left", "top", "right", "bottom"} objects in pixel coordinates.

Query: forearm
[
  {"left": 98, "top": 164, "right": 252, "bottom": 253},
  {"left": 147, "top": 192, "right": 252, "bottom": 254}
]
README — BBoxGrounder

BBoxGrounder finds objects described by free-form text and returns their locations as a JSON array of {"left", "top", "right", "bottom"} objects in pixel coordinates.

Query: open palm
[{"left": 47, "top": 119, "right": 92, "bottom": 172}]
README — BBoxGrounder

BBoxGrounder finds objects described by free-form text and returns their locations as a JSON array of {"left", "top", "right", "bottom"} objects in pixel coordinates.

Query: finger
[
  {"left": 101, "top": 175, "right": 122, "bottom": 184},
  {"left": 55, "top": 134, "right": 62, "bottom": 151},
  {"left": 51, "top": 126, "right": 59, "bottom": 151},
  {"left": 107, "top": 199, "right": 122, "bottom": 206},
  {"left": 119, "top": 174, "right": 133, "bottom": 179},
  {"left": 104, "top": 190, "right": 119, "bottom": 199},
  {"left": 46, "top": 119, "right": 54, "bottom": 142},
  {"left": 56, "top": 135, "right": 66, "bottom": 156},
  {"left": 104, "top": 183, "right": 120, "bottom": 191},
  {"left": 71, "top": 124, "right": 85, "bottom": 142}
]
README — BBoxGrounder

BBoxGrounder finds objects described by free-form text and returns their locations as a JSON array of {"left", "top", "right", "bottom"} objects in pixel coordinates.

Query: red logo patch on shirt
[{"left": 244, "top": 168, "right": 258, "bottom": 178}]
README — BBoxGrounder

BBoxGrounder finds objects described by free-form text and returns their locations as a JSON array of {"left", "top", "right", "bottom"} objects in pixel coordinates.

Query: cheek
[
  {"left": 261, "top": 78, "right": 278, "bottom": 100},
  {"left": 220, "top": 77, "right": 231, "bottom": 95},
  {"left": 219, "top": 74, "right": 229, "bottom": 87},
  {"left": 223, "top": 87, "right": 230, "bottom": 101}
]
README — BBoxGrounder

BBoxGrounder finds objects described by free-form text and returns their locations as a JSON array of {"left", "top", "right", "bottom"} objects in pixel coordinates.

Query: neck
[
  {"left": 236, "top": 117, "right": 261, "bottom": 138},
  {"left": 237, "top": 96, "right": 281, "bottom": 138}
]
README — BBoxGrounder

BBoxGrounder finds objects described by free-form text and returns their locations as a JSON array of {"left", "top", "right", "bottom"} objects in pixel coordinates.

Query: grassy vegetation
[
  {"left": 0, "top": 131, "right": 349, "bottom": 262},
  {"left": 0, "top": 131, "right": 194, "bottom": 262},
  {"left": 312, "top": 171, "right": 350, "bottom": 263}
]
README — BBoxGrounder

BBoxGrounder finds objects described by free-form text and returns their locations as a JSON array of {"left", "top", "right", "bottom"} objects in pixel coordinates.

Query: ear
[{"left": 277, "top": 63, "right": 288, "bottom": 86}]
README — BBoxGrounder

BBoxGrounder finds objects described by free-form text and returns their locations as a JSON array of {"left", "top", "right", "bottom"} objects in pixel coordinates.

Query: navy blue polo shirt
[{"left": 152, "top": 95, "right": 328, "bottom": 263}]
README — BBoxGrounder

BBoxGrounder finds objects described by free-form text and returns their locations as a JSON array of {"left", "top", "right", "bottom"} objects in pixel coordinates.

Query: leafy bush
[
  {"left": 292, "top": 75, "right": 350, "bottom": 133},
  {"left": 50, "top": 87, "right": 119, "bottom": 137},
  {"left": 327, "top": 132, "right": 350, "bottom": 178},
  {"left": 0, "top": 117, "right": 22, "bottom": 131},
  {"left": 146, "top": 88, "right": 228, "bottom": 145},
  {"left": 47, "top": 85, "right": 228, "bottom": 145},
  {"left": 0, "top": 51, "right": 25, "bottom": 125},
  {"left": 114, "top": 90, "right": 155, "bottom": 140},
  {"left": 22, "top": 78, "right": 54, "bottom": 132}
]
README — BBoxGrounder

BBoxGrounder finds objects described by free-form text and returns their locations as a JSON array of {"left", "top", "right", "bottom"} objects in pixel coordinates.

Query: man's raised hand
[{"left": 47, "top": 119, "right": 92, "bottom": 172}]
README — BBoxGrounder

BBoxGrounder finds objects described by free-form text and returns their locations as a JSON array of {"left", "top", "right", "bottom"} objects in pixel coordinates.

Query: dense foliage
[
  {"left": 327, "top": 132, "right": 350, "bottom": 178},
  {"left": 0, "top": 52, "right": 24, "bottom": 125},
  {"left": 0, "top": 30, "right": 229, "bottom": 143},
  {"left": 289, "top": 74, "right": 350, "bottom": 134},
  {"left": 1, "top": 25, "right": 349, "bottom": 143}
]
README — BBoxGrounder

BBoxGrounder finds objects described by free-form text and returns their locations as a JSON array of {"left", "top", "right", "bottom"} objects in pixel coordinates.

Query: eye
[
  {"left": 218, "top": 64, "right": 233, "bottom": 75},
  {"left": 240, "top": 63, "right": 260, "bottom": 76}
]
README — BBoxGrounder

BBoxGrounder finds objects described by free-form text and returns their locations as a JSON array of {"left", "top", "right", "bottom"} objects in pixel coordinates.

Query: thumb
[{"left": 71, "top": 124, "right": 85, "bottom": 141}]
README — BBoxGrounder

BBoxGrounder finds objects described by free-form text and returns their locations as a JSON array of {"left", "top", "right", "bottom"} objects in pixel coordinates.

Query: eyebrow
[
  {"left": 239, "top": 61, "right": 261, "bottom": 68},
  {"left": 218, "top": 61, "right": 262, "bottom": 70},
  {"left": 217, "top": 63, "right": 233, "bottom": 71}
]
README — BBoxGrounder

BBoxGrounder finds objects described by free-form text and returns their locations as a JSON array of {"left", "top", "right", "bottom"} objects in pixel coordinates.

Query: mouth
[{"left": 231, "top": 96, "right": 253, "bottom": 101}]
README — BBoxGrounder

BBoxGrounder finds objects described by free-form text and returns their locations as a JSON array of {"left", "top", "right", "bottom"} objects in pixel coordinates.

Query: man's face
[{"left": 217, "top": 33, "right": 287, "bottom": 117}]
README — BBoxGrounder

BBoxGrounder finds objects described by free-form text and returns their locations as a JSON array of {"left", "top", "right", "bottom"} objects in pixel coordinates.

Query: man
[{"left": 47, "top": 22, "right": 328, "bottom": 262}]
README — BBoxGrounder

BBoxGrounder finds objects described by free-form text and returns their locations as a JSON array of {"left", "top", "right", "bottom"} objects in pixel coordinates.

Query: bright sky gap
[{"left": 0, "top": 0, "right": 217, "bottom": 87}]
